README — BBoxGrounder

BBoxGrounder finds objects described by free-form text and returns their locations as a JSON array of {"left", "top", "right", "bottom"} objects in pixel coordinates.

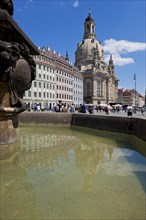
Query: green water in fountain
[{"left": 0, "top": 124, "right": 146, "bottom": 220}]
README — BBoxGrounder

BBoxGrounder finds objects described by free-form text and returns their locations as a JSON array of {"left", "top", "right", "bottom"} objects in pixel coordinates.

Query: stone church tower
[{"left": 75, "top": 11, "right": 118, "bottom": 104}]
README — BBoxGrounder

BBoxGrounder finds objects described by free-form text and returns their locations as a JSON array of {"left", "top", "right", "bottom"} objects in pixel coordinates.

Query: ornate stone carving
[
  {"left": 0, "top": 0, "right": 14, "bottom": 16},
  {"left": 0, "top": 40, "right": 36, "bottom": 113},
  {"left": 0, "top": 0, "right": 39, "bottom": 145}
]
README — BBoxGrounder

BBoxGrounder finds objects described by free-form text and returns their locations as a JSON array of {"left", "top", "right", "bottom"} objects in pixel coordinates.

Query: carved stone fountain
[{"left": 0, "top": 0, "right": 39, "bottom": 150}]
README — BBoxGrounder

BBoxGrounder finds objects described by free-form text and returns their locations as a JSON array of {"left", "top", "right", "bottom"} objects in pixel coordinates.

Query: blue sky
[{"left": 13, "top": 0, "right": 146, "bottom": 95}]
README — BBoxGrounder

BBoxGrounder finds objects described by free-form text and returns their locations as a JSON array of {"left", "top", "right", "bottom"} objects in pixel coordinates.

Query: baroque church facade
[{"left": 75, "top": 11, "right": 119, "bottom": 104}]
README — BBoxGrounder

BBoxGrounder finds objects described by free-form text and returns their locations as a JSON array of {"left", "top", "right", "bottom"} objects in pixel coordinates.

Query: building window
[
  {"left": 97, "top": 81, "right": 101, "bottom": 97},
  {"left": 34, "top": 82, "right": 37, "bottom": 87},
  {"left": 28, "top": 91, "right": 31, "bottom": 97}
]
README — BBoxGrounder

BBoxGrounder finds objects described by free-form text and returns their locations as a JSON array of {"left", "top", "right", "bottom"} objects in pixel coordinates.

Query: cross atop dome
[{"left": 85, "top": 9, "right": 94, "bottom": 22}]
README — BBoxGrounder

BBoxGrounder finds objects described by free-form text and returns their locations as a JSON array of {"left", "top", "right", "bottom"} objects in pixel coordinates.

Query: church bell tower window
[
  {"left": 92, "top": 25, "right": 94, "bottom": 33},
  {"left": 86, "top": 24, "right": 90, "bottom": 33},
  {"left": 83, "top": 11, "right": 96, "bottom": 40}
]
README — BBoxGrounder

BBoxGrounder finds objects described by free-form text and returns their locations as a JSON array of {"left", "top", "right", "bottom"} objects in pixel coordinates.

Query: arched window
[
  {"left": 92, "top": 25, "right": 94, "bottom": 33},
  {"left": 86, "top": 24, "right": 90, "bottom": 33}
]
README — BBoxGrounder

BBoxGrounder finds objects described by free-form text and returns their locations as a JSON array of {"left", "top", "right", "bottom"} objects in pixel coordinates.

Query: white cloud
[
  {"left": 105, "top": 54, "right": 134, "bottom": 66},
  {"left": 103, "top": 39, "right": 146, "bottom": 66},
  {"left": 73, "top": 0, "right": 79, "bottom": 8},
  {"left": 103, "top": 39, "right": 146, "bottom": 54}
]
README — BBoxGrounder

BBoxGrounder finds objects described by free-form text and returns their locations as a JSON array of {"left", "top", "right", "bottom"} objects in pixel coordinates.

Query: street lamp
[{"left": 134, "top": 73, "right": 136, "bottom": 108}]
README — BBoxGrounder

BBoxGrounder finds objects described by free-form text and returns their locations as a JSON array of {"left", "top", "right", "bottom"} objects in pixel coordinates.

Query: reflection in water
[
  {"left": 0, "top": 125, "right": 146, "bottom": 220},
  {"left": 0, "top": 154, "right": 40, "bottom": 220},
  {"left": 19, "top": 134, "right": 76, "bottom": 169},
  {"left": 75, "top": 142, "right": 111, "bottom": 194}
]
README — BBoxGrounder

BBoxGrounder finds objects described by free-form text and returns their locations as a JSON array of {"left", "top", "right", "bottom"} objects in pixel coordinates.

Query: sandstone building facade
[
  {"left": 24, "top": 48, "right": 83, "bottom": 110},
  {"left": 75, "top": 11, "right": 119, "bottom": 104},
  {"left": 117, "top": 88, "right": 145, "bottom": 107}
]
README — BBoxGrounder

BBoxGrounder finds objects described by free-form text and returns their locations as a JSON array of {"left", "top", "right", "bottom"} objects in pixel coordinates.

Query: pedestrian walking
[
  {"left": 141, "top": 107, "right": 144, "bottom": 116},
  {"left": 127, "top": 105, "right": 133, "bottom": 116}
]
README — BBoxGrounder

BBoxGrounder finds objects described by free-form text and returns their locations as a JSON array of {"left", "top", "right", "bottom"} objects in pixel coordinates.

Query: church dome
[
  {"left": 75, "top": 11, "right": 104, "bottom": 68},
  {"left": 74, "top": 11, "right": 118, "bottom": 105},
  {"left": 75, "top": 38, "right": 104, "bottom": 67}
]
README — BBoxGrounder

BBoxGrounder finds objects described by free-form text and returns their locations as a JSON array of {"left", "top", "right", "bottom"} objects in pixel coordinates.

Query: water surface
[{"left": 0, "top": 125, "right": 146, "bottom": 220}]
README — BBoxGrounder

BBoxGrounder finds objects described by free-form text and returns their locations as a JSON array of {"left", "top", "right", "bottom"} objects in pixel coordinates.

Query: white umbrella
[
  {"left": 114, "top": 104, "right": 122, "bottom": 107},
  {"left": 99, "top": 104, "right": 107, "bottom": 107},
  {"left": 127, "top": 105, "right": 133, "bottom": 110}
]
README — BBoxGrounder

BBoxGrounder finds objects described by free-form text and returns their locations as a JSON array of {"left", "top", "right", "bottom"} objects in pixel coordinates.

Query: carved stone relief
[{"left": 0, "top": 41, "right": 36, "bottom": 113}]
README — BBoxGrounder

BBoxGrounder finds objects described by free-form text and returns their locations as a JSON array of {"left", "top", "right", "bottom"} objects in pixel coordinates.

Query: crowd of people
[
  {"left": 50, "top": 102, "right": 124, "bottom": 115},
  {"left": 27, "top": 102, "right": 145, "bottom": 116},
  {"left": 52, "top": 102, "right": 89, "bottom": 113}
]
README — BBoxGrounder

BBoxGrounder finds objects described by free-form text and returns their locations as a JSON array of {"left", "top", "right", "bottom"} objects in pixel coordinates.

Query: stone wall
[
  {"left": 19, "top": 112, "right": 72, "bottom": 125},
  {"left": 71, "top": 114, "right": 146, "bottom": 141},
  {"left": 19, "top": 112, "right": 146, "bottom": 141}
]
